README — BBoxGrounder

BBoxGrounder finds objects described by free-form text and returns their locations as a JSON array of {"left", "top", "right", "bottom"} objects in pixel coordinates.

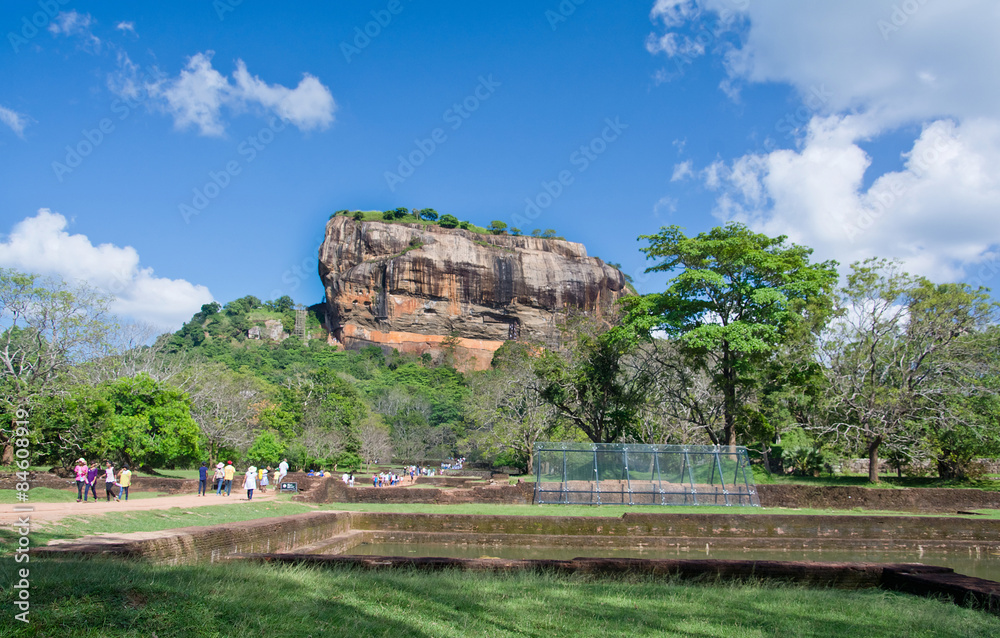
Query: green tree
[
  {"left": 821, "top": 259, "right": 997, "bottom": 482},
  {"left": 267, "top": 296, "right": 295, "bottom": 314},
  {"left": 467, "top": 341, "right": 559, "bottom": 472},
  {"left": 487, "top": 220, "right": 508, "bottom": 235},
  {"left": 0, "top": 270, "right": 114, "bottom": 457},
  {"left": 418, "top": 208, "right": 439, "bottom": 221},
  {"left": 246, "top": 431, "right": 285, "bottom": 466},
  {"left": 98, "top": 374, "right": 201, "bottom": 470},
  {"left": 624, "top": 223, "right": 838, "bottom": 446},
  {"left": 438, "top": 214, "right": 460, "bottom": 228},
  {"left": 535, "top": 317, "right": 655, "bottom": 444}
]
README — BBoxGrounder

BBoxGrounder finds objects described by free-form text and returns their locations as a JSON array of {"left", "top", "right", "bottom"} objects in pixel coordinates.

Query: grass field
[
  {"left": 2, "top": 558, "right": 997, "bottom": 637},
  {"left": 0, "top": 487, "right": 166, "bottom": 504}
]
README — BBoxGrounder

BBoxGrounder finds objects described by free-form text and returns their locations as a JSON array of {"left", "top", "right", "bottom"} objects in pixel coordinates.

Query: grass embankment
[
  {"left": 5, "top": 499, "right": 999, "bottom": 555},
  {"left": 0, "top": 501, "right": 319, "bottom": 551},
  {"left": 2, "top": 558, "right": 998, "bottom": 638},
  {"left": 751, "top": 473, "right": 1000, "bottom": 491}
]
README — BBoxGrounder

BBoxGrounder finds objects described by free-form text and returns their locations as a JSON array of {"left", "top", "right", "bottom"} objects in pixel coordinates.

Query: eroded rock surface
[{"left": 318, "top": 217, "right": 627, "bottom": 368}]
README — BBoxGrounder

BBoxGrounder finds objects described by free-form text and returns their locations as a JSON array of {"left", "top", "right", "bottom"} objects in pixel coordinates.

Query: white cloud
[
  {"left": 649, "top": 1, "right": 1000, "bottom": 286},
  {"left": 116, "top": 21, "right": 136, "bottom": 35},
  {"left": 670, "top": 160, "right": 694, "bottom": 182},
  {"left": 702, "top": 116, "right": 1000, "bottom": 283},
  {"left": 232, "top": 60, "right": 336, "bottom": 131},
  {"left": 0, "top": 105, "right": 29, "bottom": 138},
  {"left": 649, "top": 1, "right": 1000, "bottom": 127},
  {"left": 148, "top": 52, "right": 232, "bottom": 136},
  {"left": 0, "top": 209, "right": 213, "bottom": 329},
  {"left": 48, "top": 10, "right": 101, "bottom": 52},
  {"left": 654, "top": 196, "right": 677, "bottom": 217},
  {"left": 143, "top": 51, "right": 337, "bottom": 136}
]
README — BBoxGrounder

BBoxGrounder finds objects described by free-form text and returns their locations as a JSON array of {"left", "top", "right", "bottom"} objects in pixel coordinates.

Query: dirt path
[{"left": 0, "top": 489, "right": 281, "bottom": 525}]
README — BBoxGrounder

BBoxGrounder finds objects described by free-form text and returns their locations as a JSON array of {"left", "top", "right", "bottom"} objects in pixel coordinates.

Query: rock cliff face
[{"left": 318, "top": 217, "right": 627, "bottom": 369}]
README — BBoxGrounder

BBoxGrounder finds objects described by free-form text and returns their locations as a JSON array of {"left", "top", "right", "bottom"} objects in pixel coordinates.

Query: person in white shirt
[
  {"left": 277, "top": 458, "right": 289, "bottom": 485},
  {"left": 243, "top": 466, "right": 257, "bottom": 500}
]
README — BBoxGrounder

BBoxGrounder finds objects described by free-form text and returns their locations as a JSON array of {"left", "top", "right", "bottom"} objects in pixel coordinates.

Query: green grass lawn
[
  {"left": 0, "top": 488, "right": 167, "bottom": 504},
  {"left": 0, "top": 500, "right": 320, "bottom": 552},
  {"left": 2, "top": 558, "right": 997, "bottom": 637}
]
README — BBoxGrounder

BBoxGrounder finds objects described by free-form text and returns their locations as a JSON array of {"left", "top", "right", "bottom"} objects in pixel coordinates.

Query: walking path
[{"left": 0, "top": 490, "right": 280, "bottom": 525}]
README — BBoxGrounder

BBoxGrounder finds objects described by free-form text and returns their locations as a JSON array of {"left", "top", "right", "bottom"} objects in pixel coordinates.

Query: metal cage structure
[{"left": 533, "top": 442, "right": 760, "bottom": 507}]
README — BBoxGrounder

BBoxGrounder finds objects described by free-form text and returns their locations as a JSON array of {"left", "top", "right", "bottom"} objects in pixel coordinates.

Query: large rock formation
[{"left": 318, "top": 217, "right": 628, "bottom": 369}]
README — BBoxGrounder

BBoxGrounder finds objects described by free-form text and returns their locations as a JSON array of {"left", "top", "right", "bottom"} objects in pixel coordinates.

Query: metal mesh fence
[{"left": 533, "top": 442, "right": 760, "bottom": 506}]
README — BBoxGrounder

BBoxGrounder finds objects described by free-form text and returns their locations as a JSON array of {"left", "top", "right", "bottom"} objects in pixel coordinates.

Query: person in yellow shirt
[
  {"left": 117, "top": 466, "right": 133, "bottom": 501},
  {"left": 223, "top": 461, "right": 236, "bottom": 496}
]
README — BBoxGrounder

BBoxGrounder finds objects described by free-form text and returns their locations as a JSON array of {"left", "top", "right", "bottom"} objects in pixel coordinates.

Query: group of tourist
[
  {"left": 73, "top": 458, "right": 132, "bottom": 502},
  {"left": 197, "top": 458, "right": 289, "bottom": 500}
]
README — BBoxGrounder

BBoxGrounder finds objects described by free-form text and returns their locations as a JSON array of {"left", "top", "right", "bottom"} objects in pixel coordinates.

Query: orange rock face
[{"left": 318, "top": 217, "right": 627, "bottom": 370}]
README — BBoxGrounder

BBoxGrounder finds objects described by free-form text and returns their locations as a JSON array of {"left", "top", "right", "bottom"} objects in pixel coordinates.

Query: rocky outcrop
[{"left": 318, "top": 217, "right": 627, "bottom": 369}]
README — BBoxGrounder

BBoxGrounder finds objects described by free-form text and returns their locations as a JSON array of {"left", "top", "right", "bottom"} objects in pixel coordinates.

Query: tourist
[
  {"left": 348, "top": 472, "right": 355, "bottom": 487},
  {"left": 277, "top": 458, "right": 289, "bottom": 485},
  {"left": 213, "top": 463, "right": 225, "bottom": 495},
  {"left": 104, "top": 461, "right": 119, "bottom": 502},
  {"left": 74, "top": 458, "right": 88, "bottom": 502},
  {"left": 372, "top": 473, "right": 378, "bottom": 487},
  {"left": 243, "top": 466, "right": 257, "bottom": 500},
  {"left": 223, "top": 460, "right": 235, "bottom": 496},
  {"left": 342, "top": 471, "right": 349, "bottom": 484},
  {"left": 260, "top": 466, "right": 269, "bottom": 493},
  {"left": 85, "top": 462, "right": 100, "bottom": 502},
  {"left": 198, "top": 462, "right": 208, "bottom": 496},
  {"left": 118, "top": 465, "right": 132, "bottom": 501}
]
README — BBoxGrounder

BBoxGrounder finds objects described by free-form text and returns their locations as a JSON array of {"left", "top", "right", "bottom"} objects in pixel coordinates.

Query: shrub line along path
[{"left": 0, "top": 490, "right": 280, "bottom": 525}]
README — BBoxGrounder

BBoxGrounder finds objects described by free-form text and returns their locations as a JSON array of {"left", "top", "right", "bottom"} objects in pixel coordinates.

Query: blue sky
[{"left": 2, "top": 1, "right": 999, "bottom": 329}]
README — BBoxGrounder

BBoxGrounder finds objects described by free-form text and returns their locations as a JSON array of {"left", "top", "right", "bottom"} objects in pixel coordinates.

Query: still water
[{"left": 335, "top": 542, "right": 1000, "bottom": 582}]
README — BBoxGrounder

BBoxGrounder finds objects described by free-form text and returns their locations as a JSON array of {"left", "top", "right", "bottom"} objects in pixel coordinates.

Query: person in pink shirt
[{"left": 74, "top": 458, "right": 88, "bottom": 502}]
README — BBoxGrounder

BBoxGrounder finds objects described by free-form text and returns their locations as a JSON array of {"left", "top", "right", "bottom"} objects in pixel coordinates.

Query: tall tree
[
  {"left": 0, "top": 270, "right": 114, "bottom": 458},
  {"left": 535, "top": 316, "right": 656, "bottom": 444},
  {"left": 820, "top": 259, "right": 997, "bottom": 482},
  {"left": 624, "top": 223, "right": 837, "bottom": 446},
  {"left": 467, "top": 341, "right": 560, "bottom": 472}
]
